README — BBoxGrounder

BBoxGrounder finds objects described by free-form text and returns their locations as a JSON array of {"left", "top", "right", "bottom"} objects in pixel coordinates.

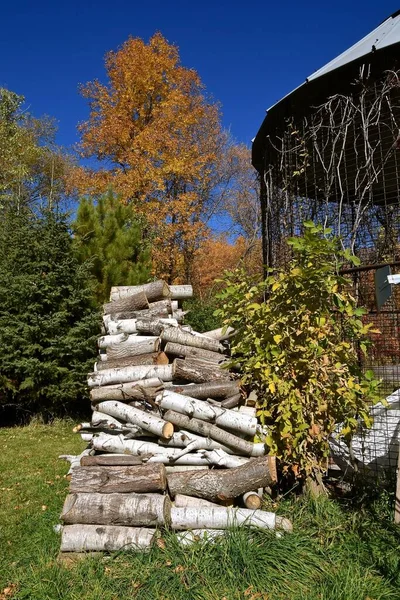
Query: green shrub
[{"left": 183, "top": 296, "right": 221, "bottom": 333}]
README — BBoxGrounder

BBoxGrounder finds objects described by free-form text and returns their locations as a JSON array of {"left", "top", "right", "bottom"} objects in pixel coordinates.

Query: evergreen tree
[
  {"left": 0, "top": 206, "right": 100, "bottom": 421},
  {"left": 73, "top": 190, "right": 152, "bottom": 303}
]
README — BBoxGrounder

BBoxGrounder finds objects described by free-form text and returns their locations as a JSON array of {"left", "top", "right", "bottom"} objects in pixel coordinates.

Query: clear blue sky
[{"left": 1, "top": 1, "right": 398, "bottom": 150}]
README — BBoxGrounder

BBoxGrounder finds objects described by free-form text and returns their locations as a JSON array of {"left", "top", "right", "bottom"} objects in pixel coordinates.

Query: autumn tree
[
  {"left": 73, "top": 190, "right": 152, "bottom": 303},
  {"left": 68, "top": 33, "right": 226, "bottom": 282}
]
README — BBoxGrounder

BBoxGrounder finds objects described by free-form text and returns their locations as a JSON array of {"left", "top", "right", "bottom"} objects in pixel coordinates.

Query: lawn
[{"left": 0, "top": 421, "right": 399, "bottom": 600}]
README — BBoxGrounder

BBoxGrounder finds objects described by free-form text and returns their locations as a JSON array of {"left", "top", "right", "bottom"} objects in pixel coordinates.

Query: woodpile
[{"left": 58, "top": 280, "right": 290, "bottom": 556}]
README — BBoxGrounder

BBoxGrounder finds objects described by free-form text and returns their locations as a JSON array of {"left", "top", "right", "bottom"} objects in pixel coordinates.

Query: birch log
[
  {"left": 242, "top": 491, "right": 262, "bottom": 510},
  {"left": 164, "top": 342, "right": 228, "bottom": 364},
  {"left": 147, "top": 451, "right": 247, "bottom": 467},
  {"left": 146, "top": 299, "right": 173, "bottom": 315},
  {"left": 106, "top": 338, "right": 160, "bottom": 361},
  {"left": 161, "top": 328, "right": 223, "bottom": 353},
  {"left": 88, "top": 364, "right": 173, "bottom": 387},
  {"left": 104, "top": 291, "right": 149, "bottom": 315},
  {"left": 202, "top": 327, "right": 235, "bottom": 341},
  {"left": 169, "top": 285, "right": 193, "bottom": 299},
  {"left": 136, "top": 318, "right": 176, "bottom": 336},
  {"left": 69, "top": 464, "right": 167, "bottom": 493},
  {"left": 96, "top": 352, "right": 168, "bottom": 371},
  {"left": 163, "top": 410, "right": 264, "bottom": 457},
  {"left": 170, "top": 507, "right": 291, "bottom": 531},
  {"left": 61, "top": 525, "right": 156, "bottom": 553},
  {"left": 173, "top": 359, "right": 230, "bottom": 383},
  {"left": 174, "top": 495, "right": 219, "bottom": 508},
  {"left": 90, "top": 379, "right": 163, "bottom": 403},
  {"left": 107, "top": 319, "right": 138, "bottom": 335},
  {"left": 61, "top": 492, "right": 170, "bottom": 527},
  {"left": 165, "top": 466, "right": 209, "bottom": 473},
  {"left": 80, "top": 454, "right": 149, "bottom": 467},
  {"left": 110, "top": 280, "right": 170, "bottom": 302},
  {"left": 220, "top": 394, "right": 242, "bottom": 409},
  {"left": 167, "top": 455, "right": 276, "bottom": 502},
  {"left": 157, "top": 391, "right": 257, "bottom": 437},
  {"left": 158, "top": 430, "right": 234, "bottom": 454},
  {"left": 98, "top": 333, "right": 134, "bottom": 348},
  {"left": 96, "top": 401, "right": 174, "bottom": 438},
  {"left": 169, "top": 381, "right": 240, "bottom": 400}
]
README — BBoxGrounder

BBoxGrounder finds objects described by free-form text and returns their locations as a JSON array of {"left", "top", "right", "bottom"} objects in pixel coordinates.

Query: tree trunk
[
  {"left": 164, "top": 342, "right": 228, "bottom": 364},
  {"left": 161, "top": 328, "right": 223, "bottom": 353},
  {"left": 80, "top": 454, "right": 150, "bottom": 467},
  {"left": 168, "top": 285, "right": 193, "bottom": 300},
  {"left": 106, "top": 338, "right": 160, "bottom": 361},
  {"left": 88, "top": 364, "right": 173, "bottom": 387},
  {"left": 61, "top": 492, "right": 171, "bottom": 527},
  {"left": 96, "top": 352, "right": 168, "bottom": 371},
  {"left": 61, "top": 524, "right": 156, "bottom": 552},
  {"left": 104, "top": 291, "right": 149, "bottom": 315},
  {"left": 220, "top": 394, "right": 242, "bottom": 409},
  {"left": 169, "top": 381, "right": 241, "bottom": 400},
  {"left": 170, "top": 506, "right": 290, "bottom": 531},
  {"left": 167, "top": 455, "right": 276, "bottom": 502},
  {"left": 157, "top": 391, "right": 257, "bottom": 437},
  {"left": 202, "top": 327, "right": 235, "bottom": 341},
  {"left": 172, "top": 359, "right": 230, "bottom": 383},
  {"left": 96, "top": 401, "right": 174, "bottom": 438},
  {"left": 69, "top": 464, "right": 167, "bottom": 493},
  {"left": 90, "top": 379, "right": 163, "bottom": 403},
  {"left": 163, "top": 410, "right": 264, "bottom": 457},
  {"left": 110, "top": 281, "right": 170, "bottom": 302},
  {"left": 174, "top": 494, "right": 218, "bottom": 508}
]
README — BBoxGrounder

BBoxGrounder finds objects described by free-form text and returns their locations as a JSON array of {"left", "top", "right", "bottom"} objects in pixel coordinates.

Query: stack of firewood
[{"left": 58, "top": 280, "right": 290, "bottom": 555}]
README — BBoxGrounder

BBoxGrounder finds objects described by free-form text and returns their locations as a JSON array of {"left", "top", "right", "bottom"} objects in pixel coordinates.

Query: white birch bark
[
  {"left": 88, "top": 365, "right": 173, "bottom": 387},
  {"left": 158, "top": 430, "right": 235, "bottom": 455},
  {"left": 161, "top": 328, "right": 223, "bottom": 353},
  {"left": 96, "top": 401, "right": 174, "bottom": 438},
  {"left": 164, "top": 342, "right": 228, "bottom": 364},
  {"left": 202, "top": 327, "right": 235, "bottom": 340},
  {"left": 170, "top": 506, "right": 279, "bottom": 530},
  {"left": 107, "top": 319, "right": 138, "bottom": 335},
  {"left": 110, "top": 280, "right": 170, "bottom": 302},
  {"left": 61, "top": 524, "right": 156, "bottom": 552},
  {"left": 91, "top": 432, "right": 180, "bottom": 457},
  {"left": 165, "top": 466, "right": 209, "bottom": 473},
  {"left": 169, "top": 285, "right": 193, "bottom": 299},
  {"left": 106, "top": 338, "right": 160, "bottom": 361},
  {"left": 174, "top": 495, "right": 218, "bottom": 508}
]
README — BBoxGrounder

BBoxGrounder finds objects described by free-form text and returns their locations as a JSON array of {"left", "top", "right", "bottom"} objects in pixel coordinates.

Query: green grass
[{"left": 0, "top": 421, "right": 399, "bottom": 600}]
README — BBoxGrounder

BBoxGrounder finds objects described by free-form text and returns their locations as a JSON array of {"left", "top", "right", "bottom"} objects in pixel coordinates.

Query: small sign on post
[{"left": 375, "top": 265, "right": 392, "bottom": 311}]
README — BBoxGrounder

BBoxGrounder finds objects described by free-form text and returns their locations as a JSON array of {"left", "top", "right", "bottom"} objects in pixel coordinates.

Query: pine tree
[{"left": 73, "top": 190, "right": 152, "bottom": 302}]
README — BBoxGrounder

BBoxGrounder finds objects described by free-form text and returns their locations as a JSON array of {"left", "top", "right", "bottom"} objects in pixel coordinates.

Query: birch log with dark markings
[
  {"left": 61, "top": 524, "right": 156, "bottom": 552},
  {"left": 167, "top": 456, "right": 277, "bottom": 502},
  {"left": 172, "top": 358, "right": 230, "bottom": 383},
  {"left": 170, "top": 506, "right": 291, "bottom": 531},
  {"left": 106, "top": 338, "right": 160, "bottom": 361},
  {"left": 136, "top": 319, "right": 167, "bottom": 336},
  {"left": 61, "top": 492, "right": 171, "bottom": 526},
  {"left": 163, "top": 410, "right": 264, "bottom": 457},
  {"left": 88, "top": 364, "right": 173, "bottom": 387},
  {"left": 164, "top": 342, "right": 228, "bottom": 364},
  {"left": 96, "top": 352, "right": 168, "bottom": 371},
  {"left": 146, "top": 299, "right": 173, "bottom": 315},
  {"left": 174, "top": 494, "right": 218, "bottom": 508},
  {"left": 110, "top": 280, "right": 170, "bottom": 302},
  {"left": 96, "top": 401, "right": 174, "bottom": 438},
  {"left": 220, "top": 393, "right": 242, "bottom": 409},
  {"left": 169, "top": 381, "right": 240, "bottom": 400},
  {"left": 161, "top": 328, "right": 223, "bottom": 353},
  {"left": 203, "top": 327, "right": 235, "bottom": 341},
  {"left": 107, "top": 319, "right": 138, "bottom": 335},
  {"left": 69, "top": 464, "right": 167, "bottom": 493},
  {"left": 90, "top": 379, "right": 163, "bottom": 403},
  {"left": 169, "top": 285, "right": 193, "bottom": 299},
  {"left": 104, "top": 291, "right": 149, "bottom": 315},
  {"left": 80, "top": 454, "right": 150, "bottom": 466}
]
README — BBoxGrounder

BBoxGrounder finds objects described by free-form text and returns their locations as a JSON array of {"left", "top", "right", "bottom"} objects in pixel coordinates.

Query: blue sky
[{"left": 1, "top": 1, "right": 398, "bottom": 150}]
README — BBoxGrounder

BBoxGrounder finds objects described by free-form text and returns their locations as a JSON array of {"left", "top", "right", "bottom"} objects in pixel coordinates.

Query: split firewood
[
  {"left": 61, "top": 524, "right": 156, "bottom": 553},
  {"left": 164, "top": 342, "right": 228, "bottom": 364},
  {"left": 69, "top": 464, "right": 167, "bottom": 494},
  {"left": 163, "top": 410, "right": 265, "bottom": 457},
  {"left": 110, "top": 280, "right": 170, "bottom": 302},
  {"left": 80, "top": 454, "right": 150, "bottom": 467},
  {"left": 96, "top": 401, "right": 174, "bottom": 438},
  {"left": 106, "top": 338, "right": 160, "bottom": 361},
  {"left": 167, "top": 455, "right": 276, "bottom": 502},
  {"left": 174, "top": 494, "right": 219, "bottom": 508},
  {"left": 202, "top": 326, "right": 235, "bottom": 341},
  {"left": 172, "top": 358, "right": 230, "bottom": 383},
  {"left": 61, "top": 492, "right": 171, "bottom": 527},
  {"left": 169, "top": 380, "right": 241, "bottom": 400},
  {"left": 170, "top": 506, "right": 292, "bottom": 531},
  {"left": 157, "top": 391, "right": 258, "bottom": 437},
  {"left": 90, "top": 379, "right": 163, "bottom": 403},
  {"left": 88, "top": 364, "right": 173, "bottom": 387},
  {"left": 161, "top": 328, "right": 223, "bottom": 353},
  {"left": 104, "top": 291, "right": 149, "bottom": 315},
  {"left": 220, "top": 393, "right": 242, "bottom": 409},
  {"left": 96, "top": 352, "right": 169, "bottom": 371}
]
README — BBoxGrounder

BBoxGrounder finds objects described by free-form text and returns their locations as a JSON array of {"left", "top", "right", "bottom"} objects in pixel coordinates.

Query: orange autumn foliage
[{"left": 67, "top": 33, "right": 225, "bottom": 282}]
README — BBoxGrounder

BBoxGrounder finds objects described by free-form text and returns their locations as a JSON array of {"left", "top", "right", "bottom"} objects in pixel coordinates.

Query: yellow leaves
[
  {"left": 273, "top": 334, "right": 282, "bottom": 344},
  {"left": 268, "top": 381, "right": 276, "bottom": 394}
]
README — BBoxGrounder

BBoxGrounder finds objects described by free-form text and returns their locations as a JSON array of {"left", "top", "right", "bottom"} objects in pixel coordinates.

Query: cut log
[
  {"left": 167, "top": 455, "right": 276, "bottom": 502},
  {"left": 106, "top": 319, "right": 138, "bottom": 335},
  {"left": 174, "top": 494, "right": 218, "bottom": 508},
  {"left": 169, "top": 285, "right": 193, "bottom": 300},
  {"left": 147, "top": 451, "right": 247, "bottom": 468},
  {"left": 242, "top": 491, "right": 262, "bottom": 510},
  {"left": 202, "top": 327, "right": 235, "bottom": 341},
  {"left": 91, "top": 411, "right": 125, "bottom": 429},
  {"left": 96, "top": 401, "right": 174, "bottom": 438},
  {"left": 169, "top": 381, "right": 241, "bottom": 400},
  {"left": 61, "top": 492, "right": 170, "bottom": 527},
  {"left": 106, "top": 338, "right": 160, "bottom": 361},
  {"left": 96, "top": 352, "right": 168, "bottom": 371},
  {"left": 161, "top": 328, "right": 223, "bottom": 353},
  {"left": 80, "top": 454, "right": 149, "bottom": 467},
  {"left": 220, "top": 394, "right": 242, "bottom": 409},
  {"left": 90, "top": 379, "right": 163, "bottom": 403},
  {"left": 170, "top": 506, "right": 291, "bottom": 531},
  {"left": 98, "top": 333, "right": 135, "bottom": 348},
  {"left": 91, "top": 432, "right": 181, "bottom": 457},
  {"left": 61, "top": 524, "right": 156, "bottom": 553},
  {"left": 146, "top": 299, "right": 173, "bottom": 315},
  {"left": 172, "top": 359, "right": 230, "bottom": 383},
  {"left": 158, "top": 430, "right": 234, "bottom": 455},
  {"left": 165, "top": 466, "right": 209, "bottom": 473},
  {"left": 176, "top": 529, "right": 225, "bottom": 546},
  {"left": 136, "top": 319, "right": 172, "bottom": 336},
  {"left": 110, "top": 280, "right": 170, "bottom": 302},
  {"left": 88, "top": 364, "right": 173, "bottom": 387},
  {"left": 172, "top": 309, "right": 187, "bottom": 322},
  {"left": 163, "top": 410, "right": 264, "bottom": 457},
  {"left": 157, "top": 391, "right": 257, "bottom": 437},
  {"left": 104, "top": 291, "right": 149, "bottom": 315},
  {"left": 69, "top": 464, "right": 167, "bottom": 493},
  {"left": 164, "top": 342, "right": 228, "bottom": 364}
]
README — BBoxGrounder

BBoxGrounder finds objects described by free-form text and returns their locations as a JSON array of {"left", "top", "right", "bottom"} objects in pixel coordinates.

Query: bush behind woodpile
[{"left": 182, "top": 296, "right": 221, "bottom": 333}]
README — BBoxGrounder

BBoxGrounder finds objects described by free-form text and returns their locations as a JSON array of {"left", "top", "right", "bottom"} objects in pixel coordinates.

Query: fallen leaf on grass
[{"left": 0, "top": 584, "right": 17, "bottom": 600}]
